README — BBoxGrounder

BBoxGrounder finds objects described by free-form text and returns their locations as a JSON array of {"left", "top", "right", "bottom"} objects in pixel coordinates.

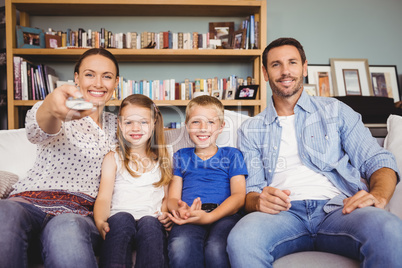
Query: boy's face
[{"left": 186, "top": 105, "right": 224, "bottom": 149}]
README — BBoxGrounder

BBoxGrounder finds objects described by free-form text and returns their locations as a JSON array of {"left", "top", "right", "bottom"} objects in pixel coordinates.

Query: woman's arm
[
  {"left": 93, "top": 151, "right": 117, "bottom": 239},
  {"left": 37, "top": 84, "right": 95, "bottom": 134}
]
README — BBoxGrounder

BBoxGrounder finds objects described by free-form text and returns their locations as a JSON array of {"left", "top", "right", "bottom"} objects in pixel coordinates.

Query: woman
[{"left": 0, "top": 48, "right": 119, "bottom": 268}]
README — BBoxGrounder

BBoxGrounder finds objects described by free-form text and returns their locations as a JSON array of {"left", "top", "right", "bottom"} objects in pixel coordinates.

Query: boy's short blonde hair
[{"left": 185, "top": 95, "right": 224, "bottom": 124}]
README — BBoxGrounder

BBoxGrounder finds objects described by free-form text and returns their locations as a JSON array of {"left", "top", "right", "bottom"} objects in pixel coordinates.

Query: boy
[{"left": 167, "top": 95, "right": 247, "bottom": 268}]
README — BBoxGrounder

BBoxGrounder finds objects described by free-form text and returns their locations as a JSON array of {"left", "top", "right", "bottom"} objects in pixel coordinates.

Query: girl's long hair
[{"left": 117, "top": 94, "right": 172, "bottom": 187}]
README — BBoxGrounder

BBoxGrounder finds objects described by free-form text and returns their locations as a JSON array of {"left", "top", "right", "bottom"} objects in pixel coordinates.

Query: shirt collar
[{"left": 264, "top": 89, "right": 314, "bottom": 125}]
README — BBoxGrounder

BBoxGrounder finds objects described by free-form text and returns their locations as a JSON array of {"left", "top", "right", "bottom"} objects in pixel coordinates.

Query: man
[{"left": 227, "top": 37, "right": 402, "bottom": 267}]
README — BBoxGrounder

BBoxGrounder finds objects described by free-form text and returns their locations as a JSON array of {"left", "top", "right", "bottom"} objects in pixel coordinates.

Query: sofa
[{"left": 1, "top": 111, "right": 402, "bottom": 268}]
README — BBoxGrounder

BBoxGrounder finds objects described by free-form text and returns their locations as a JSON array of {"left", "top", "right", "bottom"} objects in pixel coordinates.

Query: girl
[{"left": 94, "top": 94, "right": 172, "bottom": 268}]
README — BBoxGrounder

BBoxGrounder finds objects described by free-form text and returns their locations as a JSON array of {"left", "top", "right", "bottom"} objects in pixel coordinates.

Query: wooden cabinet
[{"left": 5, "top": 0, "right": 267, "bottom": 129}]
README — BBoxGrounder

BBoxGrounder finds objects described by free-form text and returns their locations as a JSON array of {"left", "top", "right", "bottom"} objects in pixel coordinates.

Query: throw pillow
[{"left": 0, "top": 171, "right": 19, "bottom": 199}]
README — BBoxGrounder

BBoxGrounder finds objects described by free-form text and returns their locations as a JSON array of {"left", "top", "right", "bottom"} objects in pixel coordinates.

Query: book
[
  {"left": 250, "top": 15, "right": 255, "bottom": 49},
  {"left": 43, "top": 65, "right": 58, "bottom": 93},
  {"left": 48, "top": 74, "right": 59, "bottom": 93},
  {"left": 13, "top": 56, "right": 22, "bottom": 100},
  {"left": 20, "top": 60, "right": 28, "bottom": 100}
]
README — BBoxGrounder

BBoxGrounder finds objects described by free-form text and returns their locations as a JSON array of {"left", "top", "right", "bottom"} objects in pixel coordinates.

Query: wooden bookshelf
[{"left": 6, "top": 0, "right": 267, "bottom": 129}]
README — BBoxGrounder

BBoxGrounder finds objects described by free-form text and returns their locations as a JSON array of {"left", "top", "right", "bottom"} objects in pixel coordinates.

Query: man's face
[{"left": 263, "top": 45, "right": 308, "bottom": 99}]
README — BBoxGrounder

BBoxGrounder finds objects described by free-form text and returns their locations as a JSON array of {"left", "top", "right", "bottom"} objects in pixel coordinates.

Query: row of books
[
  {"left": 52, "top": 28, "right": 221, "bottom": 50},
  {"left": 13, "top": 56, "right": 59, "bottom": 100},
  {"left": 241, "top": 15, "right": 259, "bottom": 50},
  {"left": 115, "top": 75, "right": 252, "bottom": 101}
]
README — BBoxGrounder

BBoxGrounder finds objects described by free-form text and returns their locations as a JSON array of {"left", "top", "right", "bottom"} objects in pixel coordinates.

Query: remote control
[{"left": 65, "top": 97, "right": 94, "bottom": 110}]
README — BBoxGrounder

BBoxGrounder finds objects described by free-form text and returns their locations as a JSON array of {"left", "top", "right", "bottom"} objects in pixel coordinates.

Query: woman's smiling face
[{"left": 74, "top": 54, "right": 119, "bottom": 107}]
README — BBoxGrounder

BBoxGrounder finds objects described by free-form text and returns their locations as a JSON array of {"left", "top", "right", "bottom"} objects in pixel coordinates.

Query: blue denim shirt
[{"left": 238, "top": 91, "right": 400, "bottom": 200}]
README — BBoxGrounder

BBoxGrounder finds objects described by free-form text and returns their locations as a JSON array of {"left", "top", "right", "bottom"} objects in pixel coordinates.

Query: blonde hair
[
  {"left": 185, "top": 95, "right": 224, "bottom": 124},
  {"left": 117, "top": 94, "right": 172, "bottom": 187}
]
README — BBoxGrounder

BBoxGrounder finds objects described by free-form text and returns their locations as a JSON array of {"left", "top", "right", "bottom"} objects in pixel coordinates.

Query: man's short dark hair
[{"left": 262, "top": 37, "right": 306, "bottom": 69}]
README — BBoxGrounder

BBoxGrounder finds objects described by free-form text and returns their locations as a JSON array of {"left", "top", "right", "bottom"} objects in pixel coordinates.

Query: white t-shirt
[
  {"left": 110, "top": 151, "right": 165, "bottom": 220},
  {"left": 270, "top": 115, "right": 341, "bottom": 201}
]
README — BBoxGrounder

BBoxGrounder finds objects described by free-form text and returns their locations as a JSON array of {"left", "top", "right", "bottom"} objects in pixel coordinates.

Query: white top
[
  {"left": 110, "top": 151, "right": 164, "bottom": 220},
  {"left": 11, "top": 101, "right": 118, "bottom": 198},
  {"left": 271, "top": 115, "right": 341, "bottom": 201}
]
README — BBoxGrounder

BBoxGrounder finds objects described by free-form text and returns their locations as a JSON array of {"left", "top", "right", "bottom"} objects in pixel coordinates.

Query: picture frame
[
  {"left": 232, "top": 29, "right": 246, "bottom": 49},
  {"left": 235, "top": 85, "right": 259, "bottom": 100},
  {"left": 369, "top": 65, "right": 400, "bottom": 102},
  {"left": 209, "top": 22, "right": 234, "bottom": 49},
  {"left": 45, "top": 34, "right": 61, "bottom": 48},
  {"left": 330, "top": 58, "right": 373, "bottom": 96},
  {"left": 307, "top": 64, "right": 334, "bottom": 97},
  {"left": 303, "top": 84, "right": 318, "bottom": 96},
  {"left": 225, "top": 88, "right": 235, "bottom": 100},
  {"left": 16, "top": 26, "right": 45, "bottom": 48}
]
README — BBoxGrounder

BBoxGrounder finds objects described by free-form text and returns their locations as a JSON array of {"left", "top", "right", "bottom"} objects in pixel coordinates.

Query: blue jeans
[
  {"left": 99, "top": 212, "right": 168, "bottom": 268},
  {"left": 227, "top": 200, "right": 402, "bottom": 268},
  {"left": 168, "top": 213, "right": 242, "bottom": 268},
  {"left": 0, "top": 199, "right": 100, "bottom": 268}
]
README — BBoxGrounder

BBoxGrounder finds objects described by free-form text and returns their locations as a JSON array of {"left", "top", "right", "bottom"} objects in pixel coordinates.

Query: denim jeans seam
[{"left": 269, "top": 231, "right": 311, "bottom": 254}]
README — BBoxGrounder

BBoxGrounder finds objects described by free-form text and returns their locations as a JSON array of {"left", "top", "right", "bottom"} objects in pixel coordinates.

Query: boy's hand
[
  {"left": 174, "top": 200, "right": 191, "bottom": 219},
  {"left": 168, "top": 209, "right": 212, "bottom": 225},
  {"left": 96, "top": 221, "right": 110, "bottom": 240},
  {"left": 157, "top": 212, "right": 173, "bottom": 231}
]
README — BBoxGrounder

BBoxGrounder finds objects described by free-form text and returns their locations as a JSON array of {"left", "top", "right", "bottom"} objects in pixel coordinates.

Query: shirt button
[
  {"left": 274, "top": 146, "right": 277, "bottom": 150},
  {"left": 268, "top": 169, "right": 272, "bottom": 173},
  {"left": 325, "top": 135, "right": 329, "bottom": 140}
]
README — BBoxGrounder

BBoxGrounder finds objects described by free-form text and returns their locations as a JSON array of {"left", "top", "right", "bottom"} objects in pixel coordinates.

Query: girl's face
[
  {"left": 119, "top": 105, "right": 155, "bottom": 152},
  {"left": 74, "top": 54, "right": 119, "bottom": 107}
]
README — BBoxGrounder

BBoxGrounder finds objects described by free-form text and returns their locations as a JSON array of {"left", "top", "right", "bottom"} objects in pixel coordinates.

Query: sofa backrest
[{"left": 0, "top": 128, "right": 37, "bottom": 179}]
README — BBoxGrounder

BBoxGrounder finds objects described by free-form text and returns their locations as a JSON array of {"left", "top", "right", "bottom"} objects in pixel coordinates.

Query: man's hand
[
  {"left": 256, "top": 186, "right": 292, "bottom": 214},
  {"left": 342, "top": 190, "right": 385, "bottom": 214}
]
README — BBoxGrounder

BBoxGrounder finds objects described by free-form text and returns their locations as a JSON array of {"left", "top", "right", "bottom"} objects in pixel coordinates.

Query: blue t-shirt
[{"left": 173, "top": 147, "right": 248, "bottom": 205}]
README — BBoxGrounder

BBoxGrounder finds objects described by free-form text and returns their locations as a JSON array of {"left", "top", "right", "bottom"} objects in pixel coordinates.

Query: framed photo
[
  {"left": 307, "top": 64, "right": 333, "bottom": 97},
  {"left": 369, "top": 65, "right": 400, "bottom": 102},
  {"left": 303, "top": 84, "right": 318, "bottom": 96},
  {"left": 211, "top": 89, "right": 223, "bottom": 100},
  {"left": 232, "top": 29, "right": 246, "bottom": 49},
  {"left": 235, "top": 85, "right": 259, "bottom": 100},
  {"left": 209, "top": 22, "right": 234, "bottom": 49},
  {"left": 16, "top": 26, "right": 45, "bottom": 48},
  {"left": 225, "top": 88, "right": 235, "bottom": 100},
  {"left": 45, "top": 34, "right": 61, "bottom": 48},
  {"left": 330, "top": 58, "right": 373, "bottom": 96}
]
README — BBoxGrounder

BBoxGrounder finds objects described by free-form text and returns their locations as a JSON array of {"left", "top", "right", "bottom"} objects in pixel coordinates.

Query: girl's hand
[
  {"left": 96, "top": 221, "right": 110, "bottom": 240},
  {"left": 158, "top": 212, "right": 173, "bottom": 231}
]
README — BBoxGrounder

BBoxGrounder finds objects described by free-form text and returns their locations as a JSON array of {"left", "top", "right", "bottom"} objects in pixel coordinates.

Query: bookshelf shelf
[
  {"left": 6, "top": 0, "right": 267, "bottom": 129},
  {"left": 14, "top": 48, "right": 263, "bottom": 62}
]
